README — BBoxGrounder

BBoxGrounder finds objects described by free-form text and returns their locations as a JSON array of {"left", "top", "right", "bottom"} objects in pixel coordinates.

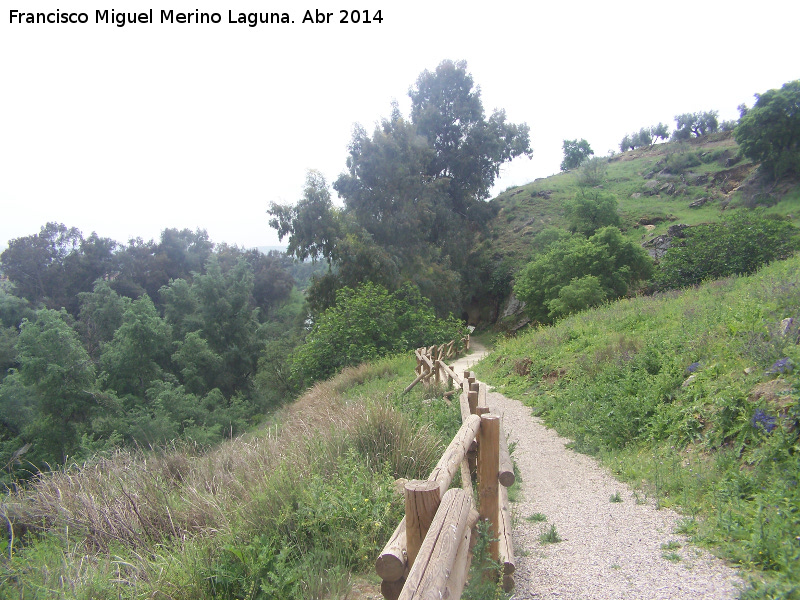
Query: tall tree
[
  {"left": 16, "top": 309, "right": 99, "bottom": 461},
  {"left": 268, "top": 171, "right": 342, "bottom": 265},
  {"left": 409, "top": 60, "right": 532, "bottom": 209}
]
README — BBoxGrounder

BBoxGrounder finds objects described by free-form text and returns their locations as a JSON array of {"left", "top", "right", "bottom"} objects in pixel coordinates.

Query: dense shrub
[
  {"left": 656, "top": 210, "right": 799, "bottom": 290},
  {"left": 293, "top": 282, "right": 465, "bottom": 384},
  {"left": 514, "top": 227, "right": 653, "bottom": 323}
]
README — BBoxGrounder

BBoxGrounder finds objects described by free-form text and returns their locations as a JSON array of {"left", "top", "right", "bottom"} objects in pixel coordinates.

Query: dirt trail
[{"left": 456, "top": 346, "right": 744, "bottom": 599}]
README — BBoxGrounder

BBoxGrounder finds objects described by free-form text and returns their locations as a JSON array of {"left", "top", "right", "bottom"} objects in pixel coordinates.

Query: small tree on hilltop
[
  {"left": 561, "top": 139, "right": 594, "bottom": 171},
  {"left": 735, "top": 79, "right": 800, "bottom": 179},
  {"left": 672, "top": 111, "right": 719, "bottom": 141}
]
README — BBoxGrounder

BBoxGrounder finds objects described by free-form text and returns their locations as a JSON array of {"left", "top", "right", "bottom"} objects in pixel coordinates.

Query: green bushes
[
  {"left": 1, "top": 357, "right": 461, "bottom": 599},
  {"left": 656, "top": 211, "right": 799, "bottom": 290},
  {"left": 513, "top": 227, "right": 653, "bottom": 323},
  {"left": 293, "top": 282, "right": 465, "bottom": 385}
]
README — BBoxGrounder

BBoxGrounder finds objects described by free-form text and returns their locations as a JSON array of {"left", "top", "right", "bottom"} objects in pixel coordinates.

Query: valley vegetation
[{"left": 1, "top": 64, "right": 799, "bottom": 598}]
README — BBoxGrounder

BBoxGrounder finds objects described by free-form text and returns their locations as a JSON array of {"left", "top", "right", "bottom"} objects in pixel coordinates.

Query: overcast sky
[{"left": 2, "top": 0, "right": 798, "bottom": 251}]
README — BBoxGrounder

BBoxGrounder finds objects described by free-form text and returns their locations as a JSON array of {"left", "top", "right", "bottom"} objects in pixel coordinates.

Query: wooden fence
[{"left": 377, "top": 343, "right": 515, "bottom": 599}]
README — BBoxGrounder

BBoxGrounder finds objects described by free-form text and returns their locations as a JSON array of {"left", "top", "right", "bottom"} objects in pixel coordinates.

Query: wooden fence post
[
  {"left": 404, "top": 480, "right": 441, "bottom": 569},
  {"left": 478, "top": 414, "right": 500, "bottom": 564}
]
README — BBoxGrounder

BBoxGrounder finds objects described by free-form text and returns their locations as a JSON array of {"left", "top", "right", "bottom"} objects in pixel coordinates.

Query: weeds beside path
[
  {"left": 490, "top": 387, "right": 743, "bottom": 599},
  {"left": 453, "top": 341, "right": 743, "bottom": 599}
]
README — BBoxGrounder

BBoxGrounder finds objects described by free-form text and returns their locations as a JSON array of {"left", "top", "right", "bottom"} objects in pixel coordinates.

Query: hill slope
[
  {"left": 481, "top": 132, "right": 800, "bottom": 273},
  {"left": 475, "top": 254, "right": 800, "bottom": 596}
]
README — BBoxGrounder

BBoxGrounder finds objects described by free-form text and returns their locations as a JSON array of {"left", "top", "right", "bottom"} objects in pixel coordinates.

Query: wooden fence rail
[{"left": 377, "top": 343, "right": 515, "bottom": 599}]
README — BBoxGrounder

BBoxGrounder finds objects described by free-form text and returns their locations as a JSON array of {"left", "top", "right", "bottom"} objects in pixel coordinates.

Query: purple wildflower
[
  {"left": 766, "top": 358, "right": 793, "bottom": 374},
  {"left": 751, "top": 409, "right": 777, "bottom": 433},
  {"left": 686, "top": 362, "right": 701, "bottom": 373}
]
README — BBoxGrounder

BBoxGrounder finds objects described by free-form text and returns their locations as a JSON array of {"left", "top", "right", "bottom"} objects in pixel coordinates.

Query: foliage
[
  {"left": 477, "top": 256, "right": 800, "bottom": 594},
  {"left": 268, "top": 170, "right": 342, "bottom": 265},
  {"left": 735, "top": 79, "right": 800, "bottom": 179},
  {"left": 672, "top": 111, "right": 719, "bottom": 141},
  {"left": 461, "top": 519, "right": 510, "bottom": 600},
  {"left": 656, "top": 211, "right": 799, "bottom": 290},
  {"left": 12, "top": 309, "right": 99, "bottom": 464},
  {"left": 620, "top": 123, "right": 669, "bottom": 151},
  {"left": 409, "top": 60, "right": 532, "bottom": 206},
  {"left": 513, "top": 227, "right": 653, "bottom": 323},
  {"left": 560, "top": 138, "right": 594, "bottom": 171},
  {"left": 575, "top": 157, "right": 607, "bottom": 189},
  {"left": 287, "top": 59, "right": 533, "bottom": 315},
  {"left": 293, "top": 282, "right": 465, "bottom": 385},
  {"left": 0, "top": 355, "right": 459, "bottom": 599},
  {"left": 564, "top": 191, "right": 621, "bottom": 236}
]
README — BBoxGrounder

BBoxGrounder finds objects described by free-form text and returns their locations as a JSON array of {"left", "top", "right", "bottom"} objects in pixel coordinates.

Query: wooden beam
[
  {"left": 397, "top": 488, "right": 472, "bottom": 600},
  {"left": 478, "top": 382, "right": 487, "bottom": 410},
  {"left": 442, "top": 509, "right": 479, "bottom": 600},
  {"left": 377, "top": 415, "right": 481, "bottom": 583},
  {"left": 381, "top": 577, "right": 405, "bottom": 600},
  {"left": 437, "top": 361, "right": 462, "bottom": 388},
  {"left": 478, "top": 414, "right": 500, "bottom": 563},
  {"left": 403, "top": 370, "right": 427, "bottom": 394},
  {"left": 498, "top": 482, "right": 516, "bottom": 578},
  {"left": 428, "top": 414, "right": 482, "bottom": 496},
  {"left": 498, "top": 418, "right": 515, "bottom": 488},
  {"left": 376, "top": 519, "right": 407, "bottom": 582},
  {"left": 467, "top": 390, "right": 478, "bottom": 416}
]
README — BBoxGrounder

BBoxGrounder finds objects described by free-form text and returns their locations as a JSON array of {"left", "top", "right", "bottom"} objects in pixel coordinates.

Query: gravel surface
[{"left": 452, "top": 346, "right": 745, "bottom": 600}]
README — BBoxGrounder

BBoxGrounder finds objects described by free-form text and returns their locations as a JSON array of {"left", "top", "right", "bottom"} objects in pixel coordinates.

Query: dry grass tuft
[{"left": 2, "top": 358, "right": 434, "bottom": 558}]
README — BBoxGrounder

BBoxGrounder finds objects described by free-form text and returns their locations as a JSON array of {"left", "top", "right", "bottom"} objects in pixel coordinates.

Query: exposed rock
[
  {"left": 643, "top": 180, "right": 660, "bottom": 195},
  {"left": 689, "top": 197, "right": 710, "bottom": 208},
  {"left": 749, "top": 379, "right": 793, "bottom": 411},
  {"left": 780, "top": 317, "right": 794, "bottom": 336},
  {"left": 642, "top": 224, "right": 689, "bottom": 259},
  {"left": 681, "top": 375, "right": 697, "bottom": 388},
  {"left": 667, "top": 224, "right": 689, "bottom": 237},
  {"left": 659, "top": 182, "right": 676, "bottom": 195},
  {"left": 643, "top": 235, "right": 671, "bottom": 259},
  {"left": 630, "top": 192, "right": 642, "bottom": 199},
  {"left": 500, "top": 293, "right": 526, "bottom": 320}
]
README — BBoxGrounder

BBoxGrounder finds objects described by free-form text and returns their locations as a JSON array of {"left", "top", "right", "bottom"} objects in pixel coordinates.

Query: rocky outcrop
[{"left": 642, "top": 224, "right": 688, "bottom": 259}]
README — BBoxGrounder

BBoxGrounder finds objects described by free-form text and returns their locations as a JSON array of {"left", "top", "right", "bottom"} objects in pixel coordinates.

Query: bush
[
  {"left": 514, "top": 227, "right": 653, "bottom": 323},
  {"left": 564, "top": 191, "right": 621, "bottom": 236},
  {"left": 293, "top": 282, "right": 465, "bottom": 384},
  {"left": 656, "top": 211, "right": 799, "bottom": 290}
]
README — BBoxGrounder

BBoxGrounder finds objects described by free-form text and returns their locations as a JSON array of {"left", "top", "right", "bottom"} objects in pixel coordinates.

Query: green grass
[
  {"left": 539, "top": 524, "right": 562, "bottom": 544},
  {"left": 526, "top": 512, "right": 547, "bottom": 523},
  {"left": 0, "top": 354, "right": 462, "bottom": 599},
  {"left": 475, "top": 254, "right": 800, "bottom": 595}
]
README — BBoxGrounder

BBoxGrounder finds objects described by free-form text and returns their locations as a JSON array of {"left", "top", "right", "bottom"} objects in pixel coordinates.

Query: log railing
[
  {"left": 403, "top": 337, "right": 469, "bottom": 394},
  {"left": 377, "top": 353, "right": 515, "bottom": 599}
]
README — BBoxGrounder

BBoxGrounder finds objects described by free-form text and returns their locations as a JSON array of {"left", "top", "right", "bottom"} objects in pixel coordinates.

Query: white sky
[{"left": 2, "top": 0, "right": 798, "bottom": 250}]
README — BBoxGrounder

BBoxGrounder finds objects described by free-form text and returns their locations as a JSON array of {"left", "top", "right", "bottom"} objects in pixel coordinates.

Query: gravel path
[{"left": 451, "top": 345, "right": 744, "bottom": 600}]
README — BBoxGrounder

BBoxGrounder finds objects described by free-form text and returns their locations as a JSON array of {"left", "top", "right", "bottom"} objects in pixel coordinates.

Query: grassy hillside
[
  {"left": 475, "top": 255, "right": 800, "bottom": 598},
  {"left": 482, "top": 132, "right": 800, "bottom": 272},
  {"left": 0, "top": 357, "right": 463, "bottom": 599}
]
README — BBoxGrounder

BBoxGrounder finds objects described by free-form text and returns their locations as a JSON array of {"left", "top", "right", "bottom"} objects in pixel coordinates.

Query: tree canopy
[
  {"left": 656, "top": 211, "right": 799, "bottom": 289},
  {"left": 560, "top": 139, "right": 593, "bottom": 171},
  {"left": 274, "top": 60, "right": 532, "bottom": 316},
  {"left": 735, "top": 79, "right": 800, "bottom": 179},
  {"left": 672, "top": 111, "right": 719, "bottom": 141}
]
